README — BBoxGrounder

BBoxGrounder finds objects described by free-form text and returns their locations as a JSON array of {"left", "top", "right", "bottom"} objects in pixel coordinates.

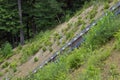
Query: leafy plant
[
  {"left": 88, "top": 7, "right": 97, "bottom": 19},
  {"left": 2, "top": 42, "right": 13, "bottom": 57},
  {"left": 34, "top": 57, "right": 39, "bottom": 62},
  {"left": 84, "top": 12, "right": 120, "bottom": 50},
  {"left": 42, "top": 47, "right": 47, "bottom": 52},
  {"left": 49, "top": 47, "right": 53, "bottom": 52},
  {"left": 10, "top": 61, "right": 17, "bottom": 68},
  {"left": 104, "top": 2, "right": 110, "bottom": 10},
  {"left": 0, "top": 72, "right": 3, "bottom": 77},
  {"left": 2, "top": 62, "right": 9, "bottom": 69}
]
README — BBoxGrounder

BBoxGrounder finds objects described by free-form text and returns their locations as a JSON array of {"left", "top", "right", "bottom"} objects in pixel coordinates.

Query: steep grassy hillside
[
  {"left": 0, "top": 0, "right": 119, "bottom": 80},
  {"left": 19, "top": 6, "right": 120, "bottom": 80}
]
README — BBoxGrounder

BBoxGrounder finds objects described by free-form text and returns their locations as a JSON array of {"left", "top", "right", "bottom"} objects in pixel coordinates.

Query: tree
[
  {"left": 18, "top": 0, "right": 24, "bottom": 45},
  {"left": 0, "top": 0, "right": 87, "bottom": 47}
]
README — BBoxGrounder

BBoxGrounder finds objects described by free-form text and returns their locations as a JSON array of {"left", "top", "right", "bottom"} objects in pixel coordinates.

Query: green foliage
[
  {"left": 109, "top": 64, "right": 120, "bottom": 79},
  {"left": 42, "top": 47, "right": 47, "bottom": 52},
  {"left": 1, "top": 42, "right": 13, "bottom": 57},
  {"left": 44, "top": 41, "right": 52, "bottom": 47},
  {"left": 23, "top": 10, "right": 120, "bottom": 80},
  {"left": 67, "top": 23, "right": 72, "bottom": 28},
  {"left": 81, "top": 25, "right": 86, "bottom": 30},
  {"left": 88, "top": 7, "right": 97, "bottom": 19},
  {"left": 104, "top": 2, "right": 110, "bottom": 10},
  {"left": 74, "top": 19, "right": 85, "bottom": 27},
  {"left": 0, "top": 0, "right": 88, "bottom": 47},
  {"left": 13, "top": 67, "right": 17, "bottom": 72},
  {"left": 84, "top": 12, "right": 120, "bottom": 50},
  {"left": 81, "top": 65, "right": 101, "bottom": 80},
  {"left": 0, "top": 72, "right": 3, "bottom": 77},
  {"left": 49, "top": 47, "right": 53, "bottom": 52},
  {"left": 67, "top": 49, "right": 85, "bottom": 69},
  {"left": 2, "top": 62, "right": 9, "bottom": 69},
  {"left": 114, "top": 30, "right": 120, "bottom": 50},
  {"left": 27, "top": 57, "right": 69, "bottom": 80},
  {"left": 34, "top": 57, "right": 39, "bottom": 62},
  {"left": 78, "top": 46, "right": 113, "bottom": 80},
  {"left": 10, "top": 61, "right": 17, "bottom": 72},
  {"left": 10, "top": 61, "right": 17, "bottom": 69},
  {"left": 0, "top": 0, "right": 19, "bottom": 32},
  {"left": 20, "top": 31, "right": 51, "bottom": 63},
  {"left": 66, "top": 31, "right": 74, "bottom": 40},
  {"left": 65, "top": 14, "right": 71, "bottom": 22}
]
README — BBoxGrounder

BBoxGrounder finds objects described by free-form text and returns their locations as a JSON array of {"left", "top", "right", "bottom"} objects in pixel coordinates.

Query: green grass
[
  {"left": 20, "top": 31, "right": 51, "bottom": 63},
  {"left": 18, "top": 10, "right": 120, "bottom": 80},
  {"left": 2, "top": 0, "right": 119, "bottom": 79},
  {"left": 87, "top": 6, "right": 98, "bottom": 19}
]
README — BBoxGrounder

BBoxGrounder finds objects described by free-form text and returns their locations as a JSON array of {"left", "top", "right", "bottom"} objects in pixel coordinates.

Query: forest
[{"left": 0, "top": 0, "right": 88, "bottom": 47}]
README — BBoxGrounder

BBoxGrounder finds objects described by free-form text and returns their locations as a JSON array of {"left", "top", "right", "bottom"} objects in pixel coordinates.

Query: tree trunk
[
  {"left": 26, "top": 20, "right": 30, "bottom": 39},
  {"left": 18, "top": 0, "right": 24, "bottom": 45},
  {"left": 32, "top": 17, "right": 37, "bottom": 36}
]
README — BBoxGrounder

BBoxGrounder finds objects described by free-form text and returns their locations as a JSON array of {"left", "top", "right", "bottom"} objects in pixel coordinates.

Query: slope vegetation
[
  {"left": 0, "top": 0, "right": 119, "bottom": 80},
  {"left": 19, "top": 2, "right": 120, "bottom": 80}
]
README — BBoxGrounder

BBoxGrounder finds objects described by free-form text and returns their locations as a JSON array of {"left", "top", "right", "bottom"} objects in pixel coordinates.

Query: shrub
[
  {"left": 27, "top": 57, "right": 68, "bottom": 80},
  {"left": 67, "top": 23, "right": 72, "bottom": 28},
  {"left": 84, "top": 12, "right": 120, "bottom": 50},
  {"left": 5, "top": 69, "right": 9, "bottom": 72},
  {"left": 114, "top": 30, "right": 120, "bottom": 50},
  {"left": 62, "top": 40, "right": 66, "bottom": 45},
  {"left": 0, "top": 57, "right": 4, "bottom": 64},
  {"left": 88, "top": 7, "right": 97, "bottom": 19},
  {"left": 74, "top": 19, "right": 85, "bottom": 27},
  {"left": 2, "top": 42, "right": 13, "bottom": 57},
  {"left": 10, "top": 61, "right": 17, "bottom": 68},
  {"left": 49, "top": 47, "right": 53, "bottom": 52},
  {"left": 2, "top": 62, "right": 9, "bottom": 69},
  {"left": 34, "top": 57, "right": 39, "bottom": 62},
  {"left": 81, "top": 65, "right": 101, "bottom": 80},
  {"left": 65, "top": 14, "right": 71, "bottom": 22},
  {"left": 109, "top": 64, "right": 120, "bottom": 79},
  {"left": 18, "top": 44, "right": 22, "bottom": 50},
  {"left": 104, "top": 2, "right": 110, "bottom": 10},
  {"left": 66, "top": 31, "right": 74, "bottom": 40},
  {"left": 0, "top": 72, "right": 3, "bottom": 77},
  {"left": 13, "top": 67, "right": 17, "bottom": 72},
  {"left": 42, "top": 47, "right": 47, "bottom": 52},
  {"left": 67, "top": 49, "right": 85, "bottom": 69},
  {"left": 81, "top": 25, "right": 86, "bottom": 30},
  {"left": 45, "top": 41, "right": 52, "bottom": 47},
  {"left": 57, "top": 41, "right": 60, "bottom": 45},
  {"left": 54, "top": 32, "right": 59, "bottom": 37}
]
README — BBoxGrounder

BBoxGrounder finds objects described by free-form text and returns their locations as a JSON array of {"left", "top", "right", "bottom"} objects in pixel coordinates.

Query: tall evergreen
[{"left": 0, "top": 0, "right": 88, "bottom": 47}]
